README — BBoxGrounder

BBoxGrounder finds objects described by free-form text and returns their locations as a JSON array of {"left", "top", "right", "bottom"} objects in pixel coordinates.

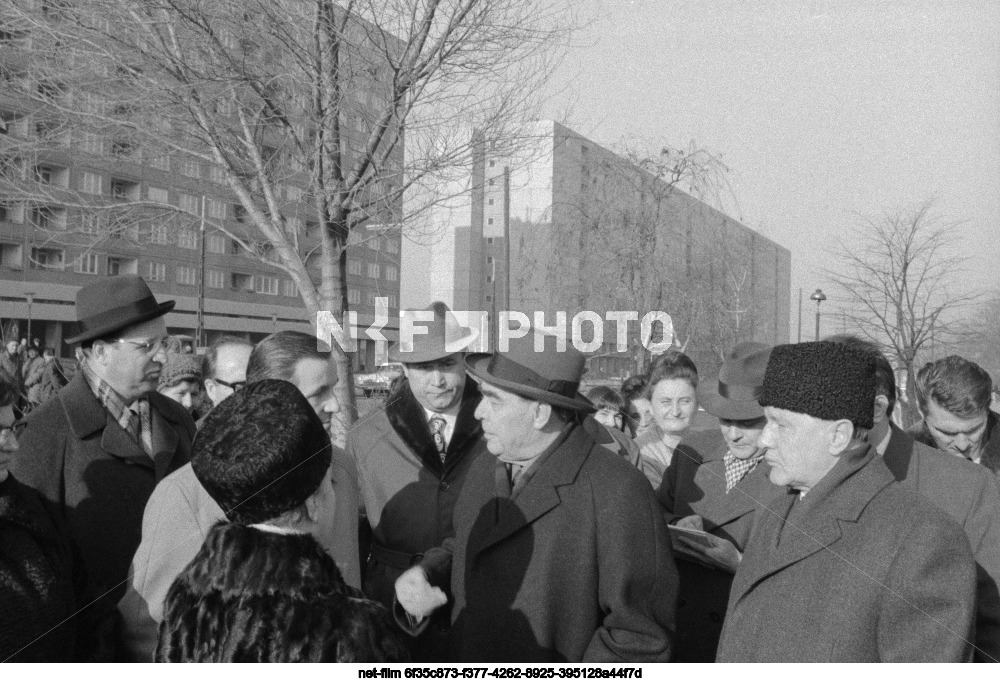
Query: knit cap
[
  {"left": 157, "top": 353, "right": 202, "bottom": 390},
  {"left": 758, "top": 341, "right": 875, "bottom": 429}
]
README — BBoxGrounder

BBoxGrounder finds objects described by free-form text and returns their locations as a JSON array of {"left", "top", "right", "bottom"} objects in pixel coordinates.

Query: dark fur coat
[{"left": 156, "top": 522, "right": 409, "bottom": 662}]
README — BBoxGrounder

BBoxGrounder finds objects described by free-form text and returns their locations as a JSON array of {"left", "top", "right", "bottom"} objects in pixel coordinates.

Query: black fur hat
[
  {"left": 192, "top": 379, "right": 332, "bottom": 524},
  {"left": 758, "top": 341, "right": 876, "bottom": 429}
]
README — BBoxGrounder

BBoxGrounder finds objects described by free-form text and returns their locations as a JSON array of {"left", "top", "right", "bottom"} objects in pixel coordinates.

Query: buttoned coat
[
  {"left": 349, "top": 379, "right": 487, "bottom": 661},
  {"left": 10, "top": 372, "right": 195, "bottom": 614},
  {"left": 658, "top": 428, "right": 782, "bottom": 661},
  {"left": 909, "top": 409, "right": 1000, "bottom": 475},
  {"left": 418, "top": 424, "right": 678, "bottom": 663},
  {"left": 881, "top": 422, "right": 1000, "bottom": 662},
  {"left": 717, "top": 445, "right": 976, "bottom": 662}
]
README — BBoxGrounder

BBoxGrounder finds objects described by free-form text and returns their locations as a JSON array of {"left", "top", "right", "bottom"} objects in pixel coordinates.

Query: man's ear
[
  {"left": 873, "top": 394, "right": 890, "bottom": 424},
  {"left": 533, "top": 401, "right": 553, "bottom": 430},
  {"left": 829, "top": 419, "right": 856, "bottom": 455},
  {"left": 303, "top": 492, "right": 321, "bottom": 523}
]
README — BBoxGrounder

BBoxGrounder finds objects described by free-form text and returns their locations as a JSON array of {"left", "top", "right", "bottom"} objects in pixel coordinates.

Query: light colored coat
[{"left": 717, "top": 445, "right": 976, "bottom": 662}]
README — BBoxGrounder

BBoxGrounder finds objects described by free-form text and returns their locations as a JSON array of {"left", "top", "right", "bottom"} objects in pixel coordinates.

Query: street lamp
[
  {"left": 810, "top": 289, "right": 827, "bottom": 341},
  {"left": 24, "top": 291, "right": 35, "bottom": 346}
]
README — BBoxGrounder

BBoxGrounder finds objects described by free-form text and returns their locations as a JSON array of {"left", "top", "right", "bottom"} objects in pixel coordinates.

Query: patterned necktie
[
  {"left": 724, "top": 452, "right": 761, "bottom": 493},
  {"left": 428, "top": 414, "right": 447, "bottom": 463}
]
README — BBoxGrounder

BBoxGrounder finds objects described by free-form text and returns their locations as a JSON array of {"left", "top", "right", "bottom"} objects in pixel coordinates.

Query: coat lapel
[
  {"left": 470, "top": 426, "right": 590, "bottom": 558},
  {"left": 881, "top": 423, "right": 917, "bottom": 484},
  {"left": 61, "top": 372, "right": 151, "bottom": 467},
  {"left": 148, "top": 395, "right": 181, "bottom": 479}
]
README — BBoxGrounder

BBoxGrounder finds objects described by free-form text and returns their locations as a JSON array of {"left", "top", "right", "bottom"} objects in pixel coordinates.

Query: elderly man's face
[
  {"left": 289, "top": 357, "right": 340, "bottom": 428},
  {"left": 91, "top": 317, "right": 169, "bottom": 403},
  {"left": 923, "top": 399, "right": 989, "bottom": 462},
  {"left": 759, "top": 407, "right": 839, "bottom": 493},
  {"left": 719, "top": 416, "right": 767, "bottom": 460},
  {"left": 5, "top": 341, "right": 17, "bottom": 355},
  {"left": 474, "top": 381, "right": 540, "bottom": 463},
  {"left": 404, "top": 354, "right": 466, "bottom": 413}
]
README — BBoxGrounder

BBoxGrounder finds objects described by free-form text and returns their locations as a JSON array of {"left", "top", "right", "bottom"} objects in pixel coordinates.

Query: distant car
[{"left": 355, "top": 362, "right": 404, "bottom": 398}]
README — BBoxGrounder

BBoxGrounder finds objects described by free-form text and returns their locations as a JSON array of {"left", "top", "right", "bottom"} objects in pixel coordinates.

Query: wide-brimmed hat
[
  {"left": 466, "top": 328, "right": 595, "bottom": 413},
  {"left": 388, "top": 301, "right": 478, "bottom": 364},
  {"left": 697, "top": 342, "right": 772, "bottom": 420},
  {"left": 65, "top": 275, "right": 175, "bottom": 345}
]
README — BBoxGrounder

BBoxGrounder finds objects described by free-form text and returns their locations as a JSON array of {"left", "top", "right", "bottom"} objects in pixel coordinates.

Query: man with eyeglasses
[
  {"left": 201, "top": 335, "right": 253, "bottom": 413},
  {"left": 9, "top": 276, "right": 196, "bottom": 634}
]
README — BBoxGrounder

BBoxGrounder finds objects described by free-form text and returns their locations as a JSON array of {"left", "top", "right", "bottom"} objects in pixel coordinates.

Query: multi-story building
[
  {"left": 404, "top": 121, "right": 791, "bottom": 377},
  {"left": 0, "top": 7, "right": 401, "bottom": 368}
]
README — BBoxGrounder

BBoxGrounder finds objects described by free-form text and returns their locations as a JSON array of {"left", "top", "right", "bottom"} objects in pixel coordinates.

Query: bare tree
[
  {"left": 0, "top": 0, "right": 571, "bottom": 420},
  {"left": 826, "top": 199, "right": 982, "bottom": 427}
]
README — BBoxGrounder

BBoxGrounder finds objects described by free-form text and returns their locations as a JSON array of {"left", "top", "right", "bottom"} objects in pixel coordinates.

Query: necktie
[
  {"left": 723, "top": 452, "right": 761, "bottom": 493},
  {"left": 428, "top": 414, "right": 447, "bottom": 463},
  {"left": 506, "top": 463, "right": 524, "bottom": 489}
]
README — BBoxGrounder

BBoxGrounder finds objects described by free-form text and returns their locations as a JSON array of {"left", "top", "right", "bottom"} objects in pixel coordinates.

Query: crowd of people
[{"left": 1, "top": 273, "right": 999, "bottom": 663}]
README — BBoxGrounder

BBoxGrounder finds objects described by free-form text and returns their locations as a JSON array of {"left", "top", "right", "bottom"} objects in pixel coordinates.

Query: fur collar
[{"left": 385, "top": 378, "right": 483, "bottom": 475}]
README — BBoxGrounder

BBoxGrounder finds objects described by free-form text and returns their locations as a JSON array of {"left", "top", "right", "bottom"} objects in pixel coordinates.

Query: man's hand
[
  {"left": 395, "top": 566, "right": 448, "bottom": 621},
  {"left": 671, "top": 514, "right": 742, "bottom": 573}
]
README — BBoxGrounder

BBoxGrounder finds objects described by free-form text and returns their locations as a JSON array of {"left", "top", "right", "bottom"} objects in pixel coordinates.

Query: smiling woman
[{"left": 635, "top": 349, "right": 699, "bottom": 490}]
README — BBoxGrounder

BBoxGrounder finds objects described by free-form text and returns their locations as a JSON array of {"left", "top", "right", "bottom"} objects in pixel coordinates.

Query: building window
[
  {"left": 487, "top": 218, "right": 494, "bottom": 226},
  {"left": 286, "top": 186, "right": 304, "bottom": 202},
  {"left": 80, "top": 214, "right": 103, "bottom": 234},
  {"left": 208, "top": 165, "right": 225, "bottom": 183},
  {"left": 147, "top": 261, "right": 166, "bottom": 281},
  {"left": 31, "top": 206, "right": 66, "bottom": 230},
  {"left": 29, "top": 247, "right": 64, "bottom": 270},
  {"left": 177, "top": 229, "right": 197, "bottom": 249},
  {"left": 206, "top": 234, "right": 226, "bottom": 254},
  {"left": 79, "top": 171, "right": 102, "bottom": 195},
  {"left": 110, "top": 139, "right": 136, "bottom": 159},
  {"left": 0, "top": 243, "right": 23, "bottom": 269},
  {"left": 486, "top": 274, "right": 493, "bottom": 283},
  {"left": 107, "top": 257, "right": 137, "bottom": 276},
  {"left": 181, "top": 158, "right": 200, "bottom": 178},
  {"left": 487, "top": 237, "right": 493, "bottom": 244},
  {"left": 282, "top": 279, "right": 298, "bottom": 297},
  {"left": 388, "top": 293, "right": 398, "bottom": 309},
  {"left": 488, "top": 178, "right": 494, "bottom": 187},
  {"left": 347, "top": 259, "right": 362, "bottom": 276},
  {"left": 385, "top": 265, "right": 398, "bottom": 281},
  {"left": 75, "top": 252, "right": 100, "bottom": 275},
  {"left": 385, "top": 239, "right": 399, "bottom": 255},
  {"left": 489, "top": 160, "right": 496, "bottom": 168},
  {"left": 366, "top": 263, "right": 379, "bottom": 278},
  {"left": 231, "top": 239, "right": 244, "bottom": 256},
  {"left": 231, "top": 272, "right": 253, "bottom": 291},
  {"left": 488, "top": 198, "right": 494, "bottom": 206},
  {"left": 34, "top": 164, "right": 68, "bottom": 187},
  {"left": 206, "top": 198, "right": 226, "bottom": 220},
  {"left": 149, "top": 153, "right": 170, "bottom": 171},
  {"left": 485, "top": 295, "right": 492, "bottom": 303},
  {"left": 207, "top": 268, "right": 224, "bottom": 289},
  {"left": 147, "top": 186, "right": 169, "bottom": 203},
  {"left": 79, "top": 132, "right": 103, "bottom": 154},
  {"left": 256, "top": 275, "right": 278, "bottom": 295},
  {"left": 149, "top": 225, "right": 168, "bottom": 244},
  {"left": 486, "top": 256, "right": 493, "bottom": 264},
  {"left": 176, "top": 264, "right": 196, "bottom": 285},
  {"left": 178, "top": 193, "right": 199, "bottom": 214},
  {"left": 110, "top": 178, "right": 139, "bottom": 201},
  {"left": 233, "top": 204, "right": 247, "bottom": 223},
  {"left": 347, "top": 288, "right": 360, "bottom": 305}
]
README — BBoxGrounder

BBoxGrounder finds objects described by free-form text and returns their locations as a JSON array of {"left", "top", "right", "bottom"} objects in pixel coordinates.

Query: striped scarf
[{"left": 80, "top": 360, "right": 153, "bottom": 457}]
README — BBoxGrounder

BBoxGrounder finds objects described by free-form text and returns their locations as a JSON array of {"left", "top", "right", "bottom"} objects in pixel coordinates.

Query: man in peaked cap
[
  {"left": 11, "top": 275, "right": 195, "bottom": 627},
  {"left": 659, "top": 342, "right": 783, "bottom": 662},
  {"left": 716, "top": 341, "right": 976, "bottom": 662},
  {"left": 348, "top": 301, "right": 488, "bottom": 662},
  {"left": 394, "top": 327, "right": 677, "bottom": 662}
]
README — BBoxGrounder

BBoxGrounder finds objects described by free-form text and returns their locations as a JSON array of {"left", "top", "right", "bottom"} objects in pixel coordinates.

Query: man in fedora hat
[
  {"left": 716, "top": 341, "right": 975, "bottom": 661},
  {"left": 348, "top": 301, "right": 487, "bottom": 661},
  {"left": 10, "top": 275, "right": 195, "bottom": 622},
  {"left": 658, "top": 341, "right": 782, "bottom": 661},
  {"left": 394, "top": 328, "right": 677, "bottom": 662}
]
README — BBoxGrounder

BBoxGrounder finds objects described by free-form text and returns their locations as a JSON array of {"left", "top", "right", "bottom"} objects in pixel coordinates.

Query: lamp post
[
  {"left": 24, "top": 291, "right": 35, "bottom": 346},
  {"left": 810, "top": 289, "right": 827, "bottom": 341}
]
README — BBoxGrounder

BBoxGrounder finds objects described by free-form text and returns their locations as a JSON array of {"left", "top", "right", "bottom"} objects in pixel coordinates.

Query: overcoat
[
  {"left": 348, "top": 379, "right": 487, "bottom": 660},
  {"left": 658, "top": 428, "right": 781, "bottom": 662},
  {"left": 418, "top": 423, "right": 678, "bottom": 663},
  {"left": 909, "top": 409, "right": 1000, "bottom": 475},
  {"left": 717, "top": 444, "right": 976, "bottom": 662},
  {"left": 9, "top": 371, "right": 195, "bottom": 613},
  {"left": 880, "top": 422, "right": 1000, "bottom": 662}
]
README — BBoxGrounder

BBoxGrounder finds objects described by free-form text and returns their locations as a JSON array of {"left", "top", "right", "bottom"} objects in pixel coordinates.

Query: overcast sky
[{"left": 540, "top": 0, "right": 1000, "bottom": 341}]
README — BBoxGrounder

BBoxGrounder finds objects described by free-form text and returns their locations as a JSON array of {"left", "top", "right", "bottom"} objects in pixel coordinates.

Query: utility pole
[{"left": 196, "top": 195, "right": 206, "bottom": 348}]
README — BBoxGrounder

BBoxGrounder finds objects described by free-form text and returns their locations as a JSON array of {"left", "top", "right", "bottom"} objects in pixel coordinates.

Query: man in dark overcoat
[
  {"left": 395, "top": 328, "right": 677, "bottom": 662},
  {"left": 717, "top": 341, "right": 976, "bottom": 662},
  {"left": 659, "top": 342, "right": 782, "bottom": 661},
  {"left": 828, "top": 334, "right": 1000, "bottom": 662},
  {"left": 348, "top": 301, "right": 487, "bottom": 661},
  {"left": 10, "top": 276, "right": 195, "bottom": 619}
]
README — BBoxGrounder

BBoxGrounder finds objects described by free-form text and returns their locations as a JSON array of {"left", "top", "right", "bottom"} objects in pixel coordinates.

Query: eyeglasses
[
  {"left": 115, "top": 337, "right": 166, "bottom": 355},
  {"left": 211, "top": 377, "right": 246, "bottom": 391}
]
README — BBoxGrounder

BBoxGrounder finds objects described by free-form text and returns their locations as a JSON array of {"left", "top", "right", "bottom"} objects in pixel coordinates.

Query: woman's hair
[
  {"left": 645, "top": 349, "right": 699, "bottom": 396},
  {"left": 246, "top": 331, "right": 331, "bottom": 384},
  {"left": 586, "top": 385, "right": 626, "bottom": 414}
]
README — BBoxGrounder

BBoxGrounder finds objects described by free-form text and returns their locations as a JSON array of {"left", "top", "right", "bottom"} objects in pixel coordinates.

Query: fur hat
[
  {"left": 192, "top": 379, "right": 332, "bottom": 525},
  {"left": 157, "top": 353, "right": 202, "bottom": 390},
  {"left": 758, "top": 341, "right": 875, "bottom": 429}
]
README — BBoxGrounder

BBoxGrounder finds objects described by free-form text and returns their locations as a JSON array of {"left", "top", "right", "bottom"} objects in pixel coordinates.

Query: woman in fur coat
[{"left": 155, "top": 379, "right": 408, "bottom": 663}]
